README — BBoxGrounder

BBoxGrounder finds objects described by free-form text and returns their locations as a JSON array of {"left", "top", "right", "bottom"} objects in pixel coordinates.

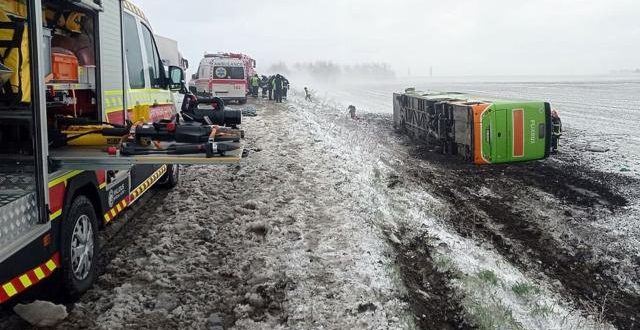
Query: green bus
[{"left": 393, "top": 90, "right": 556, "bottom": 164}]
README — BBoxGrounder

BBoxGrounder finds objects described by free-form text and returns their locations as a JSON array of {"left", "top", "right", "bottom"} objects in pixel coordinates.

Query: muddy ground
[{"left": 1, "top": 93, "right": 639, "bottom": 329}]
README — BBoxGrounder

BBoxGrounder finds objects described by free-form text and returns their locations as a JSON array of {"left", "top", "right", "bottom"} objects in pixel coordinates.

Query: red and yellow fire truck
[{"left": 0, "top": 0, "right": 240, "bottom": 303}]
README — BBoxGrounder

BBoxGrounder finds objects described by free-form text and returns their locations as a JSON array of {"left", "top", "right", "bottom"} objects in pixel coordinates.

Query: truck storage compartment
[{"left": 0, "top": 168, "right": 38, "bottom": 250}]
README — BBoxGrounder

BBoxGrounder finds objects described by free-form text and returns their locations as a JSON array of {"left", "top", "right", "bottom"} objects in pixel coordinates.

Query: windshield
[{"left": 213, "top": 66, "right": 244, "bottom": 80}]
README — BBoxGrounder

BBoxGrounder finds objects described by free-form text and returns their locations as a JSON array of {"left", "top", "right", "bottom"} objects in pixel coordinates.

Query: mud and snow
[{"left": 2, "top": 80, "right": 639, "bottom": 329}]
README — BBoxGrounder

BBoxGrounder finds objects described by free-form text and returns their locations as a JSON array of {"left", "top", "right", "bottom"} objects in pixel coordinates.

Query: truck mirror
[{"left": 168, "top": 66, "right": 184, "bottom": 91}]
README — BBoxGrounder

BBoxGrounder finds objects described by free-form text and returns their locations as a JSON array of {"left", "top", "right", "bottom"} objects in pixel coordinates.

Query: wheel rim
[{"left": 70, "top": 215, "right": 94, "bottom": 281}]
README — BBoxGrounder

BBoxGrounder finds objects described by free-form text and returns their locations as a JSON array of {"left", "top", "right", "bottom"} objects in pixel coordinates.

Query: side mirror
[{"left": 168, "top": 66, "right": 184, "bottom": 91}]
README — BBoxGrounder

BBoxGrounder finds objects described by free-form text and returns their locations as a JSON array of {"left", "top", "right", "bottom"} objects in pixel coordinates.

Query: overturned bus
[{"left": 393, "top": 89, "right": 558, "bottom": 165}]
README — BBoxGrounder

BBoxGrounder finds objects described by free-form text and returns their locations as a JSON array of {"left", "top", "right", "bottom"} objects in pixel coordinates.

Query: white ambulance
[{"left": 190, "top": 54, "right": 248, "bottom": 104}]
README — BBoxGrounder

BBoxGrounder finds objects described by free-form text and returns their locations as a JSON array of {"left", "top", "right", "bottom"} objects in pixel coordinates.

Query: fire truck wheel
[
  {"left": 158, "top": 164, "right": 180, "bottom": 189},
  {"left": 60, "top": 195, "right": 98, "bottom": 299}
]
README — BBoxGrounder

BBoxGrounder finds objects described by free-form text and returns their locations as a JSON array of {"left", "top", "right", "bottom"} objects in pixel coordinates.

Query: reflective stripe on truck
[{"left": 0, "top": 253, "right": 60, "bottom": 303}]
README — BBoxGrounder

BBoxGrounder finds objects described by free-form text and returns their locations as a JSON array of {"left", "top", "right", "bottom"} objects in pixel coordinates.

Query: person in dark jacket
[
  {"left": 551, "top": 109, "right": 562, "bottom": 154},
  {"left": 304, "top": 87, "right": 312, "bottom": 102},
  {"left": 267, "top": 75, "right": 275, "bottom": 100},
  {"left": 347, "top": 105, "right": 358, "bottom": 119},
  {"left": 282, "top": 76, "right": 290, "bottom": 101},
  {"left": 260, "top": 75, "right": 269, "bottom": 98},
  {"left": 273, "top": 74, "right": 284, "bottom": 103}
]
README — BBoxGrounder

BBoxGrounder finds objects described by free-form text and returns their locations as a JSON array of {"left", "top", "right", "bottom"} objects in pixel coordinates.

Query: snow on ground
[
  {"left": 282, "top": 94, "right": 615, "bottom": 329},
  {"left": 312, "top": 78, "right": 640, "bottom": 309},
  {"left": 2, "top": 85, "right": 633, "bottom": 329},
  {"left": 47, "top": 97, "right": 413, "bottom": 330}
]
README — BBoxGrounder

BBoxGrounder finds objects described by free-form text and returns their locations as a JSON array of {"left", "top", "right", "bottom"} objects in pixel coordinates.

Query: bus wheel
[
  {"left": 238, "top": 98, "right": 247, "bottom": 105},
  {"left": 158, "top": 164, "right": 180, "bottom": 189},
  {"left": 60, "top": 195, "right": 98, "bottom": 299}
]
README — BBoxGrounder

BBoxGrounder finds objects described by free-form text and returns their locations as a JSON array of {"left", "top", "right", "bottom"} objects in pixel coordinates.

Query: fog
[{"left": 137, "top": 0, "right": 640, "bottom": 77}]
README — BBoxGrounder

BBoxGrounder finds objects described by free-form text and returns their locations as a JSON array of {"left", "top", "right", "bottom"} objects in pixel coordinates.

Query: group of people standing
[{"left": 249, "top": 74, "right": 290, "bottom": 103}]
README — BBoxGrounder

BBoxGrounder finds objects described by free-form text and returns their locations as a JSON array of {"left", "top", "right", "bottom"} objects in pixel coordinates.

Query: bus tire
[
  {"left": 60, "top": 195, "right": 98, "bottom": 299},
  {"left": 158, "top": 164, "right": 180, "bottom": 189},
  {"left": 238, "top": 98, "right": 247, "bottom": 105}
]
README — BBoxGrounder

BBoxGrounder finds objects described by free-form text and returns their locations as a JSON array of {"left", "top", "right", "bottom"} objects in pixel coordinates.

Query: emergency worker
[
  {"left": 347, "top": 105, "right": 358, "bottom": 119},
  {"left": 261, "top": 75, "right": 269, "bottom": 98},
  {"left": 250, "top": 74, "right": 260, "bottom": 97},
  {"left": 282, "top": 76, "right": 290, "bottom": 101},
  {"left": 273, "top": 74, "right": 284, "bottom": 103},
  {"left": 304, "top": 87, "right": 312, "bottom": 102},
  {"left": 267, "top": 75, "right": 275, "bottom": 100},
  {"left": 551, "top": 109, "right": 562, "bottom": 153}
]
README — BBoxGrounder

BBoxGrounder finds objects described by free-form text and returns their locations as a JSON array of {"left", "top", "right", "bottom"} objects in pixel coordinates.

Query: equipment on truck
[
  {"left": 180, "top": 95, "right": 242, "bottom": 128},
  {"left": 393, "top": 89, "right": 558, "bottom": 164}
]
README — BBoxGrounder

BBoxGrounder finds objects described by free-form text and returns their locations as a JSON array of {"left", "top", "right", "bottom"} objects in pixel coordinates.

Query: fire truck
[
  {"left": 0, "top": 0, "right": 241, "bottom": 304},
  {"left": 189, "top": 52, "right": 256, "bottom": 104}
]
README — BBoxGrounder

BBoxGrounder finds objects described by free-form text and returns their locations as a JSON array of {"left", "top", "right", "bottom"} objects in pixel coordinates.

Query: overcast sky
[{"left": 137, "top": 0, "right": 640, "bottom": 76}]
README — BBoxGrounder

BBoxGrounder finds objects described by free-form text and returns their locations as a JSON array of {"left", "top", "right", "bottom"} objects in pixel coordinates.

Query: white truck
[
  {"left": 155, "top": 34, "right": 189, "bottom": 71},
  {"left": 155, "top": 34, "right": 189, "bottom": 110}
]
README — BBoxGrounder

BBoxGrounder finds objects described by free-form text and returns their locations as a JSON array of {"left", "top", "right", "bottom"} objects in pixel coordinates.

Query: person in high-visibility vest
[{"left": 250, "top": 74, "right": 260, "bottom": 97}]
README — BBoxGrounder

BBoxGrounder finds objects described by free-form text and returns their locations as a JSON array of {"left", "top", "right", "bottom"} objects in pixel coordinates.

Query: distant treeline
[
  {"left": 268, "top": 61, "right": 396, "bottom": 81},
  {"left": 611, "top": 69, "right": 640, "bottom": 74}
]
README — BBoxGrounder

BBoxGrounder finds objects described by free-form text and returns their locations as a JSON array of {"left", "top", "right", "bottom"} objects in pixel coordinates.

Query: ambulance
[
  {"left": 0, "top": 0, "right": 240, "bottom": 304},
  {"left": 190, "top": 53, "right": 257, "bottom": 104}
]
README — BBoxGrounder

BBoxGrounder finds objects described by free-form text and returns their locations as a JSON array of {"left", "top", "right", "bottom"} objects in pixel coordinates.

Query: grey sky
[{"left": 137, "top": 0, "right": 640, "bottom": 76}]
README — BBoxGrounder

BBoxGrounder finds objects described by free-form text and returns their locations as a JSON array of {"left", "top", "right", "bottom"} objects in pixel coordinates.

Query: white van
[{"left": 190, "top": 55, "right": 247, "bottom": 104}]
